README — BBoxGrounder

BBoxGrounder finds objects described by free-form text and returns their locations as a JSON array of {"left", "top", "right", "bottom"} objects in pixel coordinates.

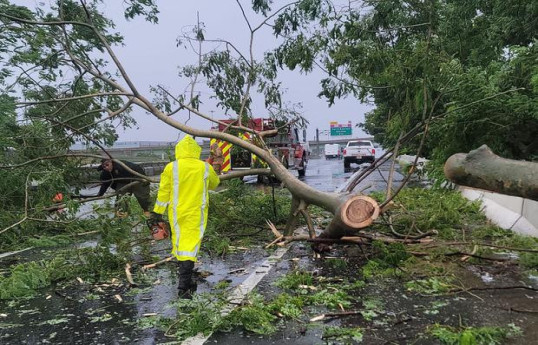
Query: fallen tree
[
  {"left": 444, "top": 145, "right": 538, "bottom": 201},
  {"left": 0, "top": 2, "right": 388, "bottom": 242}
]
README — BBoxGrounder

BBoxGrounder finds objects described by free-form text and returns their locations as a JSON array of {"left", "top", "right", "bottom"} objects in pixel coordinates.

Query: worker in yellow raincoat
[{"left": 151, "top": 135, "right": 220, "bottom": 298}]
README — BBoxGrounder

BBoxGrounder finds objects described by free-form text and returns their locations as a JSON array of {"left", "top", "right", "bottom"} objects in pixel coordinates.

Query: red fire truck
[{"left": 211, "top": 118, "right": 310, "bottom": 177}]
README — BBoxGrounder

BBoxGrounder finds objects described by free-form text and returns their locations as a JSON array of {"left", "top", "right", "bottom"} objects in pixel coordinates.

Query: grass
[
  {"left": 361, "top": 242, "right": 410, "bottom": 279},
  {"left": 322, "top": 326, "right": 364, "bottom": 343},
  {"left": 160, "top": 269, "right": 366, "bottom": 341},
  {"left": 0, "top": 246, "right": 126, "bottom": 299},
  {"left": 429, "top": 324, "right": 522, "bottom": 345},
  {"left": 370, "top": 188, "right": 487, "bottom": 241},
  {"left": 360, "top": 297, "right": 384, "bottom": 321},
  {"left": 365, "top": 187, "right": 538, "bottom": 292},
  {"left": 164, "top": 294, "right": 230, "bottom": 339},
  {"left": 26, "top": 235, "right": 72, "bottom": 248},
  {"left": 274, "top": 270, "right": 314, "bottom": 290},
  {"left": 405, "top": 277, "right": 455, "bottom": 294},
  {"left": 202, "top": 180, "right": 292, "bottom": 256},
  {"left": 226, "top": 293, "right": 279, "bottom": 334}
]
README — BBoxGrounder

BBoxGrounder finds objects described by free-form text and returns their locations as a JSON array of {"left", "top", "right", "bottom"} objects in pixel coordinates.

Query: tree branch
[{"left": 16, "top": 92, "right": 132, "bottom": 106}]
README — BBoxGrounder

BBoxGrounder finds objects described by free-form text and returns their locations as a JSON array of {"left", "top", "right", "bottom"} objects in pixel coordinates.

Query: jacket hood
[{"left": 175, "top": 135, "right": 201, "bottom": 160}]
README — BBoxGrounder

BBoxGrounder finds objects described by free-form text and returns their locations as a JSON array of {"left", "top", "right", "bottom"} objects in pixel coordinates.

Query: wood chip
[
  {"left": 310, "top": 311, "right": 362, "bottom": 322},
  {"left": 125, "top": 263, "right": 137, "bottom": 286},
  {"left": 142, "top": 256, "right": 174, "bottom": 270},
  {"left": 114, "top": 294, "right": 123, "bottom": 302},
  {"left": 310, "top": 314, "right": 326, "bottom": 322},
  {"left": 0, "top": 247, "right": 34, "bottom": 260},
  {"left": 142, "top": 313, "right": 157, "bottom": 317},
  {"left": 265, "top": 235, "right": 284, "bottom": 249},
  {"left": 228, "top": 246, "right": 249, "bottom": 251},
  {"left": 461, "top": 245, "right": 478, "bottom": 262},
  {"left": 266, "top": 219, "right": 282, "bottom": 238},
  {"left": 198, "top": 270, "right": 212, "bottom": 278},
  {"left": 76, "top": 277, "right": 84, "bottom": 284},
  {"left": 46, "top": 295, "right": 52, "bottom": 300}
]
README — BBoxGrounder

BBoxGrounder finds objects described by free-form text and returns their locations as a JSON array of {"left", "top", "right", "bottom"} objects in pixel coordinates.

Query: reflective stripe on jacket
[{"left": 153, "top": 136, "right": 220, "bottom": 261}]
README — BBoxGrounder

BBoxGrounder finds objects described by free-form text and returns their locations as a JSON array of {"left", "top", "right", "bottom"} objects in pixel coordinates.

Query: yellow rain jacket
[{"left": 153, "top": 136, "right": 220, "bottom": 262}]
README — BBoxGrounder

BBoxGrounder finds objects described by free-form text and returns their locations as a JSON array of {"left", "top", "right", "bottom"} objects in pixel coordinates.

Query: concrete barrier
[
  {"left": 459, "top": 186, "right": 538, "bottom": 238},
  {"left": 140, "top": 162, "right": 167, "bottom": 176},
  {"left": 395, "top": 154, "right": 537, "bottom": 238}
]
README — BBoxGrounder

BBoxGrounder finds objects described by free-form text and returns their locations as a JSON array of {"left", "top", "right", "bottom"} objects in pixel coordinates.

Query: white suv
[{"left": 343, "top": 140, "right": 376, "bottom": 169}]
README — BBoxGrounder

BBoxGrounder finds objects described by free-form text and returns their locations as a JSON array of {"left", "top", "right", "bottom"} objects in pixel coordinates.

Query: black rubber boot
[{"left": 177, "top": 260, "right": 195, "bottom": 299}]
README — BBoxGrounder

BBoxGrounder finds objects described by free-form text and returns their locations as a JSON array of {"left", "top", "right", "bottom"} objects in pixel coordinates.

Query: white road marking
[{"left": 181, "top": 246, "right": 289, "bottom": 345}]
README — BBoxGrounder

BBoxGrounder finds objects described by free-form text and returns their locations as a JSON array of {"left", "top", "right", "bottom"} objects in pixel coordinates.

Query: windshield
[{"left": 348, "top": 141, "right": 372, "bottom": 147}]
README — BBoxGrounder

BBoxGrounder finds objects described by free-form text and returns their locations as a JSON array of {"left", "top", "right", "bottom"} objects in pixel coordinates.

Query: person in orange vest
[
  {"left": 207, "top": 142, "right": 224, "bottom": 175},
  {"left": 52, "top": 193, "right": 63, "bottom": 203},
  {"left": 51, "top": 192, "right": 65, "bottom": 213}
]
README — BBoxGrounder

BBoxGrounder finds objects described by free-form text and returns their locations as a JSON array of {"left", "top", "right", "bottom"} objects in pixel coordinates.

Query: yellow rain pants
[{"left": 153, "top": 136, "right": 220, "bottom": 261}]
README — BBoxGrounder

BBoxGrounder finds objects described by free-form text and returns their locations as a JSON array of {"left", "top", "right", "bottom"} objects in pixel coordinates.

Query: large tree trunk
[
  {"left": 322, "top": 195, "right": 380, "bottom": 238},
  {"left": 444, "top": 145, "right": 538, "bottom": 201}
]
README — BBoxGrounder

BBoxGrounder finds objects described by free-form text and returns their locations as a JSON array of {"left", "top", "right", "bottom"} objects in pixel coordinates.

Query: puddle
[
  {"left": 481, "top": 271, "right": 495, "bottom": 283},
  {"left": 0, "top": 247, "right": 271, "bottom": 344}
]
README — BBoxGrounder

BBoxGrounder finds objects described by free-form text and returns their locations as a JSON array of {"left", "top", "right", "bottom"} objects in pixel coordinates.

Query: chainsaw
[{"left": 147, "top": 218, "right": 170, "bottom": 240}]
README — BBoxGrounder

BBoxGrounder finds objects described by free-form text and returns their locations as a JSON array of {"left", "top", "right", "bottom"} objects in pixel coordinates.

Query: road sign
[
  {"left": 330, "top": 127, "right": 352, "bottom": 136},
  {"left": 329, "top": 121, "right": 352, "bottom": 136}
]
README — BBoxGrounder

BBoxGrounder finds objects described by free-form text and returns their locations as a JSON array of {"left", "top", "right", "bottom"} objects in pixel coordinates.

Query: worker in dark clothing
[{"left": 97, "top": 159, "right": 151, "bottom": 218}]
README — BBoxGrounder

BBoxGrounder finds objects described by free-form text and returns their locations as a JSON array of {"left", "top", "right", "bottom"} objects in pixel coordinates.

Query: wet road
[
  {"left": 3, "top": 159, "right": 536, "bottom": 345},
  {"left": 300, "top": 155, "right": 402, "bottom": 193},
  {"left": 0, "top": 157, "right": 405, "bottom": 345}
]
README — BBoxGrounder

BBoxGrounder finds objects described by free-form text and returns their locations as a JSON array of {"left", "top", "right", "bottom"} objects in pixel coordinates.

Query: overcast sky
[{"left": 31, "top": 1, "right": 374, "bottom": 142}]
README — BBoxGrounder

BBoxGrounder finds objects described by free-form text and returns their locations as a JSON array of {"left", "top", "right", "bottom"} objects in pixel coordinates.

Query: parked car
[
  {"left": 343, "top": 140, "right": 376, "bottom": 169},
  {"left": 324, "top": 144, "right": 341, "bottom": 159}
]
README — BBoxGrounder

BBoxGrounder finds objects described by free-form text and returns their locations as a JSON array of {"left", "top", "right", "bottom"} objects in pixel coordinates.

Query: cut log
[
  {"left": 444, "top": 145, "right": 538, "bottom": 201},
  {"left": 322, "top": 195, "right": 380, "bottom": 238}
]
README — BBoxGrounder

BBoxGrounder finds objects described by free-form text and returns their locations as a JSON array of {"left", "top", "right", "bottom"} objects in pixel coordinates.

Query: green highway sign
[{"left": 330, "top": 127, "right": 352, "bottom": 136}]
